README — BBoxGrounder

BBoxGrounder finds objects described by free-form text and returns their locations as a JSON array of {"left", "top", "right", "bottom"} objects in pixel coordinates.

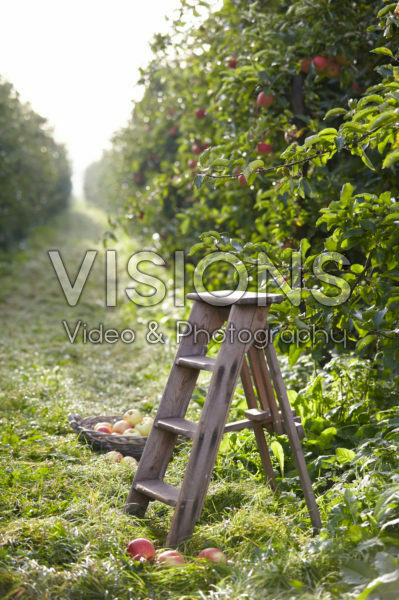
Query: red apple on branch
[
  {"left": 313, "top": 55, "right": 329, "bottom": 71},
  {"left": 256, "top": 91, "right": 274, "bottom": 108},
  {"left": 238, "top": 173, "right": 248, "bottom": 186},
  {"left": 195, "top": 108, "right": 206, "bottom": 119},
  {"left": 192, "top": 143, "right": 202, "bottom": 155},
  {"left": 227, "top": 56, "right": 238, "bottom": 68},
  {"left": 257, "top": 142, "right": 272, "bottom": 155},
  {"left": 325, "top": 61, "right": 340, "bottom": 78},
  {"left": 300, "top": 58, "right": 312, "bottom": 73}
]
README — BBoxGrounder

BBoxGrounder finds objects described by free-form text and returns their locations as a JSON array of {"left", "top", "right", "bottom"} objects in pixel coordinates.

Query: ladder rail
[{"left": 264, "top": 342, "right": 322, "bottom": 531}]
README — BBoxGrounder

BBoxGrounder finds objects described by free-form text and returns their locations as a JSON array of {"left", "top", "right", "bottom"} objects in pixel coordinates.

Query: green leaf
[
  {"left": 356, "top": 334, "right": 377, "bottom": 352},
  {"left": 368, "top": 109, "right": 398, "bottom": 131},
  {"left": 213, "top": 158, "right": 229, "bottom": 167},
  {"left": 358, "top": 94, "right": 384, "bottom": 108},
  {"left": 371, "top": 47, "right": 394, "bottom": 57},
  {"left": 318, "top": 127, "right": 337, "bottom": 136},
  {"left": 340, "top": 182, "right": 355, "bottom": 203},
  {"left": 200, "top": 230, "right": 220, "bottom": 240},
  {"left": 383, "top": 149, "right": 399, "bottom": 168},
  {"left": 360, "top": 148, "right": 376, "bottom": 171},
  {"left": 188, "top": 242, "right": 205, "bottom": 256},
  {"left": 324, "top": 107, "right": 347, "bottom": 119},
  {"left": 336, "top": 447, "right": 356, "bottom": 465},
  {"left": 194, "top": 174, "right": 205, "bottom": 189},
  {"left": 270, "top": 440, "right": 285, "bottom": 476},
  {"left": 247, "top": 159, "right": 264, "bottom": 174},
  {"left": 300, "top": 237, "right": 311, "bottom": 257},
  {"left": 377, "top": 3, "right": 397, "bottom": 18},
  {"left": 341, "top": 558, "right": 376, "bottom": 586},
  {"left": 335, "top": 134, "right": 345, "bottom": 151},
  {"left": 382, "top": 212, "right": 399, "bottom": 223},
  {"left": 304, "top": 134, "right": 320, "bottom": 147}
]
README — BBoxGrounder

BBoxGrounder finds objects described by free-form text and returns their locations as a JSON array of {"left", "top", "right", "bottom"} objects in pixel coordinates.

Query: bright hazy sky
[{"left": 0, "top": 0, "right": 183, "bottom": 194}]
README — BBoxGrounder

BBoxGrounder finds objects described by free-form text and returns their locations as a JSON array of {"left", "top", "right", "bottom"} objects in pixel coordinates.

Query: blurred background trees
[{"left": 0, "top": 78, "right": 71, "bottom": 249}]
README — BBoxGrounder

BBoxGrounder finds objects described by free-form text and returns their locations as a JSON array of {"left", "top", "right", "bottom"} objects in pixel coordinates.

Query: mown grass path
[{"left": 4, "top": 203, "right": 398, "bottom": 600}]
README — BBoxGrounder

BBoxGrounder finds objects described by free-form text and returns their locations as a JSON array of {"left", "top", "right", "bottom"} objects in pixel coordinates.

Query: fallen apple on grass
[
  {"left": 127, "top": 538, "right": 155, "bottom": 562},
  {"left": 104, "top": 450, "right": 123, "bottom": 463},
  {"left": 157, "top": 550, "right": 185, "bottom": 566},
  {"left": 197, "top": 548, "right": 228, "bottom": 564},
  {"left": 120, "top": 456, "right": 138, "bottom": 467}
]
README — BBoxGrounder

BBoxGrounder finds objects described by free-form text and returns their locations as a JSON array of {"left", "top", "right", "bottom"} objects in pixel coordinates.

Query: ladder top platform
[{"left": 186, "top": 290, "right": 284, "bottom": 306}]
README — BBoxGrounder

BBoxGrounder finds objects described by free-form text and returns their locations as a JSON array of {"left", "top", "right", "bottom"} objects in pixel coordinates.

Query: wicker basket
[{"left": 68, "top": 414, "right": 147, "bottom": 458}]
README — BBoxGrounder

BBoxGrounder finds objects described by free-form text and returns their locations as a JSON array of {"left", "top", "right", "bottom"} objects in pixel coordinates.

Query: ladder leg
[
  {"left": 241, "top": 359, "right": 276, "bottom": 489},
  {"left": 166, "top": 305, "right": 270, "bottom": 547},
  {"left": 264, "top": 343, "right": 322, "bottom": 531},
  {"left": 248, "top": 346, "right": 283, "bottom": 434},
  {"left": 124, "top": 300, "right": 229, "bottom": 516}
]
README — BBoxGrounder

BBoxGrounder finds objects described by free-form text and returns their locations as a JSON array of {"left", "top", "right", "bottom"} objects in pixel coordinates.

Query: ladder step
[
  {"left": 156, "top": 417, "right": 197, "bottom": 439},
  {"left": 224, "top": 418, "right": 258, "bottom": 433},
  {"left": 224, "top": 414, "right": 305, "bottom": 439},
  {"left": 244, "top": 408, "right": 271, "bottom": 421},
  {"left": 135, "top": 479, "right": 180, "bottom": 506},
  {"left": 176, "top": 355, "right": 216, "bottom": 371}
]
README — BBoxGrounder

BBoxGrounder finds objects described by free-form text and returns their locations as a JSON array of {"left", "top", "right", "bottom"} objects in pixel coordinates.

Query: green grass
[{"left": 1, "top": 202, "right": 399, "bottom": 599}]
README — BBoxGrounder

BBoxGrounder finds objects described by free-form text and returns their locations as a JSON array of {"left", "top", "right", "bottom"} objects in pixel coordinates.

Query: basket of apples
[{"left": 68, "top": 409, "right": 153, "bottom": 458}]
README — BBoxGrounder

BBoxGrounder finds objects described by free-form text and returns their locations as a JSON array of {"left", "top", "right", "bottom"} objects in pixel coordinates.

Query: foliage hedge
[
  {"left": 84, "top": 0, "right": 399, "bottom": 376},
  {"left": 0, "top": 78, "right": 71, "bottom": 248}
]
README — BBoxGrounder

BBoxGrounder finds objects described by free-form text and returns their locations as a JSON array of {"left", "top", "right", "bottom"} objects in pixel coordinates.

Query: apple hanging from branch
[
  {"left": 256, "top": 91, "right": 274, "bottom": 108},
  {"left": 257, "top": 142, "right": 272, "bottom": 155}
]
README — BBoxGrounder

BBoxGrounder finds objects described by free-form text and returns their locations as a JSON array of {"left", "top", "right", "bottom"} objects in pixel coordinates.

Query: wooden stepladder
[{"left": 125, "top": 291, "right": 321, "bottom": 546}]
